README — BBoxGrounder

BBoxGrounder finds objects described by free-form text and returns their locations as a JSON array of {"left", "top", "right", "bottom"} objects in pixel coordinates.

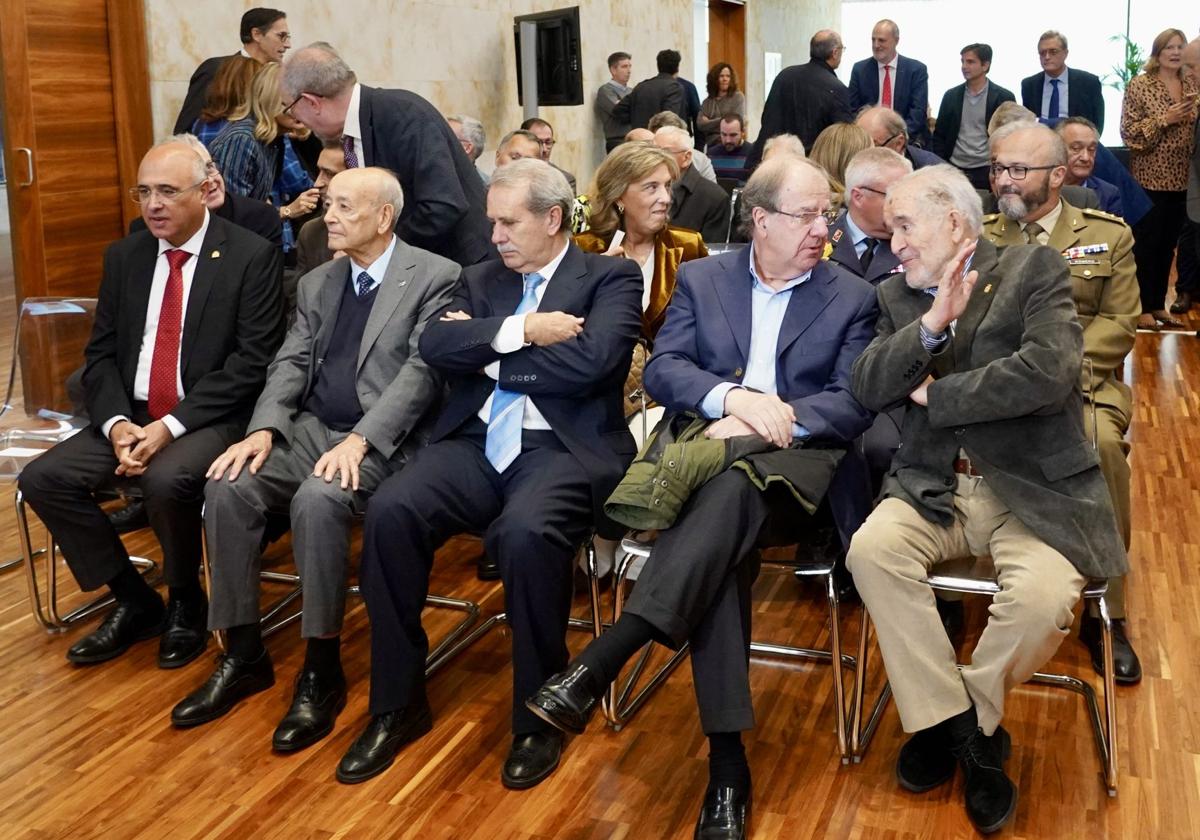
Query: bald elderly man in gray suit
[{"left": 172, "top": 167, "right": 459, "bottom": 753}]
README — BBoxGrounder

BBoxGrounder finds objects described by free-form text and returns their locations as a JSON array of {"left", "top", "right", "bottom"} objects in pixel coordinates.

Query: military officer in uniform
[
  {"left": 827, "top": 147, "right": 912, "bottom": 286},
  {"left": 982, "top": 120, "right": 1141, "bottom": 682}
]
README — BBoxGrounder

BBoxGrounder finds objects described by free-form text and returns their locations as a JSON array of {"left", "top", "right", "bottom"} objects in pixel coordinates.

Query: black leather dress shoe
[
  {"left": 952, "top": 726, "right": 1016, "bottom": 835},
  {"left": 525, "top": 663, "right": 602, "bottom": 734},
  {"left": 694, "top": 786, "right": 750, "bottom": 840},
  {"left": 66, "top": 603, "right": 165, "bottom": 665},
  {"left": 170, "top": 650, "right": 274, "bottom": 727},
  {"left": 336, "top": 700, "right": 433, "bottom": 784},
  {"left": 896, "top": 725, "right": 956, "bottom": 792},
  {"left": 272, "top": 669, "right": 348, "bottom": 752},
  {"left": 477, "top": 555, "right": 501, "bottom": 581},
  {"left": 1080, "top": 615, "right": 1142, "bottom": 684},
  {"left": 157, "top": 597, "right": 208, "bottom": 669},
  {"left": 107, "top": 499, "right": 148, "bottom": 534},
  {"left": 501, "top": 730, "right": 564, "bottom": 789},
  {"left": 1170, "top": 291, "right": 1194, "bottom": 315}
]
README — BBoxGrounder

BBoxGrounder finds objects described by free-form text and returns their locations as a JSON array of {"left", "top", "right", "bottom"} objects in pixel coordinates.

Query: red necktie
[
  {"left": 882, "top": 65, "right": 893, "bottom": 109},
  {"left": 148, "top": 249, "right": 190, "bottom": 420}
]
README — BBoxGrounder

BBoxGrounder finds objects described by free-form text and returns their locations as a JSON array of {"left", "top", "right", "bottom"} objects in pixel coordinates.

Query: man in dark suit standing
[
  {"left": 171, "top": 168, "right": 459, "bottom": 750},
  {"left": 527, "top": 157, "right": 878, "bottom": 840},
  {"left": 335, "top": 159, "right": 641, "bottom": 788},
  {"left": 1020, "top": 31, "right": 1105, "bottom": 131},
  {"left": 173, "top": 8, "right": 289, "bottom": 135},
  {"left": 281, "top": 43, "right": 494, "bottom": 267},
  {"left": 932, "top": 44, "right": 1015, "bottom": 189},
  {"left": 747, "top": 30, "right": 853, "bottom": 170},
  {"left": 612, "top": 49, "right": 687, "bottom": 131},
  {"left": 846, "top": 165, "right": 1126, "bottom": 834},
  {"left": 18, "top": 141, "right": 283, "bottom": 670},
  {"left": 654, "top": 126, "right": 731, "bottom": 244},
  {"left": 849, "top": 20, "right": 931, "bottom": 148}
]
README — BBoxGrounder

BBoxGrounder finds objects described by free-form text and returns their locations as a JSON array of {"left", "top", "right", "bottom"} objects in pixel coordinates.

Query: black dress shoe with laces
[
  {"left": 106, "top": 499, "right": 149, "bottom": 534},
  {"left": 66, "top": 603, "right": 165, "bottom": 665},
  {"left": 952, "top": 726, "right": 1016, "bottom": 835},
  {"left": 525, "top": 663, "right": 602, "bottom": 734},
  {"left": 272, "top": 669, "right": 348, "bottom": 752},
  {"left": 694, "top": 786, "right": 750, "bottom": 840},
  {"left": 1080, "top": 615, "right": 1142, "bottom": 684},
  {"left": 896, "top": 724, "right": 957, "bottom": 792},
  {"left": 170, "top": 650, "right": 274, "bottom": 727},
  {"left": 501, "top": 730, "right": 564, "bottom": 789},
  {"left": 157, "top": 596, "right": 208, "bottom": 669},
  {"left": 336, "top": 700, "right": 433, "bottom": 784},
  {"left": 477, "top": 555, "right": 501, "bottom": 581}
]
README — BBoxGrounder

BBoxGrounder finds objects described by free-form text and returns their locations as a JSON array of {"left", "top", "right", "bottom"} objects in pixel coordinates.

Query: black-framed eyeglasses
[
  {"left": 129, "top": 180, "right": 208, "bottom": 204},
  {"left": 989, "top": 163, "right": 1057, "bottom": 180},
  {"left": 857, "top": 185, "right": 887, "bottom": 197},
  {"left": 282, "top": 93, "right": 305, "bottom": 117},
  {"left": 877, "top": 132, "right": 905, "bottom": 148},
  {"left": 771, "top": 207, "right": 839, "bottom": 227}
]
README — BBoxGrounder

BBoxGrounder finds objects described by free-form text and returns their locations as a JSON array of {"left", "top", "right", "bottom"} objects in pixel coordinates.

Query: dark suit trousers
[
  {"left": 622, "top": 470, "right": 808, "bottom": 735},
  {"left": 1175, "top": 220, "right": 1199, "bottom": 296},
  {"left": 18, "top": 414, "right": 240, "bottom": 591},
  {"left": 1132, "top": 189, "right": 1187, "bottom": 310},
  {"left": 361, "top": 423, "right": 593, "bottom": 734}
]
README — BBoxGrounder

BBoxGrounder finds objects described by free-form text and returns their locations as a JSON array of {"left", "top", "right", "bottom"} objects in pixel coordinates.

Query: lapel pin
[
  {"left": 830, "top": 229, "right": 843, "bottom": 244},
  {"left": 211, "top": 250, "right": 220, "bottom": 258},
  {"left": 983, "top": 283, "right": 992, "bottom": 293}
]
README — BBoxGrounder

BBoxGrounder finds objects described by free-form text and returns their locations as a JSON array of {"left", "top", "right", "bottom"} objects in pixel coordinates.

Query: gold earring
[{"left": 616, "top": 203, "right": 625, "bottom": 213}]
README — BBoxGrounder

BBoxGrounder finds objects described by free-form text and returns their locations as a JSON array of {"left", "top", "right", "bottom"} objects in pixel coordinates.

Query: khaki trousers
[
  {"left": 1094, "top": 402, "right": 1131, "bottom": 617},
  {"left": 847, "top": 476, "right": 1085, "bottom": 735}
]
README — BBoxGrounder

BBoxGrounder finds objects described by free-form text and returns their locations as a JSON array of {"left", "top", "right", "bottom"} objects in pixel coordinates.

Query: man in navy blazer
[
  {"left": 527, "top": 156, "right": 877, "bottom": 839},
  {"left": 281, "top": 43, "right": 494, "bottom": 267},
  {"left": 1020, "top": 31, "right": 1105, "bottom": 131},
  {"left": 849, "top": 20, "right": 930, "bottom": 148},
  {"left": 336, "top": 160, "right": 641, "bottom": 789}
]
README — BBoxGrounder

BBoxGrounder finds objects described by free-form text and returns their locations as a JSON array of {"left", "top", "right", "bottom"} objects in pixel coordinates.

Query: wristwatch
[{"left": 281, "top": 206, "right": 292, "bottom": 218}]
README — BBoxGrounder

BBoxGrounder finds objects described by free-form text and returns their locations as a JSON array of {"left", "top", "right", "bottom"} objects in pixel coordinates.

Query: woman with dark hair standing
[
  {"left": 1121, "top": 28, "right": 1198, "bottom": 329},
  {"left": 696, "top": 63, "right": 746, "bottom": 150}
]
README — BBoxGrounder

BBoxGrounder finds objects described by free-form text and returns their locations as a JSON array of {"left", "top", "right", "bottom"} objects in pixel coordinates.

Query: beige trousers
[
  {"left": 1094, "top": 403, "right": 1131, "bottom": 617},
  {"left": 847, "top": 476, "right": 1086, "bottom": 735}
]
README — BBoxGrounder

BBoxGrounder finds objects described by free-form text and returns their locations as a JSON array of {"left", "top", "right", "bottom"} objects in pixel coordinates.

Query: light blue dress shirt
[
  {"left": 1041, "top": 71, "right": 1068, "bottom": 121},
  {"left": 699, "top": 245, "right": 812, "bottom": 439},
  {"left": 842, "top": 212, "right": 872, "bottom": 259}
]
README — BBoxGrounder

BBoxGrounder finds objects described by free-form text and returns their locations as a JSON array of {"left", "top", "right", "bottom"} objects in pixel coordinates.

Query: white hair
[
  {"left": 843, "top": 146, "right": 912, "bottom": 204},
  {"left": 447, "top": 114, "right": 486, "bottom": 159},
  {"left": 762, "top": 133, "right": 806, "bottom": 160},
  {"left": 888, "top": 164, "right": 983, "bottom": 235},
  {"left": 990, "top": 120, "right": 1067, "bottom": 167},
  {"left": 653, "top": 125, "right": 693, "bottom": 153},
  {"left": 489, "top": 158, "right": 574, "bottom": 231}
]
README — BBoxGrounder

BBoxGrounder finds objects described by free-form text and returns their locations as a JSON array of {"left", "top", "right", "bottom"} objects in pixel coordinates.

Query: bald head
[
  {"left": 322, "top": 167, "right": 403, "bottom": 263},
  {"left": 624, "top": 128, "right": 654, "bottom": 142},
  {"left": 1182, "top": 38, "right": 1200, "bottom": 86},
  {"left": 811, "top": 30, "right": 844, "bottom": 68},
  {"left": 856, "top": 106, "right": 908, "bottom": 154},
  {"left": 136, "top": 142, "right": 211, "bottom": 245}
]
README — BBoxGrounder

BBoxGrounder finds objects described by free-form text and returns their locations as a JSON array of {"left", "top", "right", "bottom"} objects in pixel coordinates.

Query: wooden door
[{"left": 0, "top": 0, "right": 152, "bottom": 302}]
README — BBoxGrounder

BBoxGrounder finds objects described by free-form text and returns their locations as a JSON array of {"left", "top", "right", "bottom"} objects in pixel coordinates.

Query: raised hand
[{"left": 921, "top": 239, "right": 978, "bottom": 335}]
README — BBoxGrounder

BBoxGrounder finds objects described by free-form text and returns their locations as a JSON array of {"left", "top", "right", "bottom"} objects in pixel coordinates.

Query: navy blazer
[
  {"left": 1020, "top": 68, "right": 1105, "bottom": 132},
  {"left": 418, "top": 242, "right": 642, "bottom": 534},
  {"left": 359, "top": 86, "right": 494, "bottom": 267},
  {"left": 849, "top": 55, "right": 931, "bottom": 146},
  {"left": 645, "top": 248, "right": 877, "bottom": 445},
  {"left": 826, "top": 213, "right": 902, "bottom": 285}
]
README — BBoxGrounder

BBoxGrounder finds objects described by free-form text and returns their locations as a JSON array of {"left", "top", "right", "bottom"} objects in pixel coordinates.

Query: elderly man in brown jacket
[{"left": 982, "top": 120, "right": 1141, "bottom": 683}]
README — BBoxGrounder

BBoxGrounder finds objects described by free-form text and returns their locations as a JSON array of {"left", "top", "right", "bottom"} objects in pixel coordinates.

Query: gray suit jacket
[
  {"left": 1188, "top": 120, "right": 1200, "bottom": 223},
  {"left": 851, "top": 238, "right": 1127, "bottom": 579},
  {"left": 248, "top": 239, "right": 460, "bottom": 461}
]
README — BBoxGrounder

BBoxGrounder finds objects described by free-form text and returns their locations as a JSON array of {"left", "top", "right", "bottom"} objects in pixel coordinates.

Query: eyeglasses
[
  {"left": 282, "top": 93, "right": 305, "bottom": 117},
  {"left": 989, "top": 163, "right": 1057, "bottom": 180},
  {"left": 538, "top": 139, "right": 556, "bottom": 148},
  {"left": 129, "top": 180, "right": 208, "bottom": 204},
  {"left": 876, "top": 132, "right": 905, "bottom": 148},
  {"left": 772, "top": 207, "right": 839, "bottom": 227},
  {"left": 857, "top": 185, "right": 887, "bottom": 197},
  {"left": 1038, "top": 48, "right": 1063, "bottom": 58}
]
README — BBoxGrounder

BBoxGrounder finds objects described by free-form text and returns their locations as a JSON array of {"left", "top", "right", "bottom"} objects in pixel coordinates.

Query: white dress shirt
[
  {"left": 876, "top": 57, "right": 899, "bottom": 106},
  {"left": 102, "top": 210, "right": 212, "bottom": 440},
  {"left": 342, "top": 83, "right": 365, "bottom": 166},
  {"left": 349, "top": 234, "right": 397, "bottom": 295},
  {"left": 476, "top": 240, "right": 572, "bottom": 430}
]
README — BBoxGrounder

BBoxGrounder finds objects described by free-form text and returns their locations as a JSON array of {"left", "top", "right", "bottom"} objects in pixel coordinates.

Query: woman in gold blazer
[{"left": 574, "top": 142, "right": 708, "bottom": 339}]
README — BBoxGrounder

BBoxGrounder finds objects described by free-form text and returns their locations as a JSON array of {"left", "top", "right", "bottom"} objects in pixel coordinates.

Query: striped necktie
[{"left": 484, "top": 272, "right": 547, "bottom": 472}]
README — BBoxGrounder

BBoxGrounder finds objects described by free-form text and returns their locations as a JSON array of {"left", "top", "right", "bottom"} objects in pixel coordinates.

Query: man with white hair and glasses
[{"left": 847, "top": 164, "right": 1126, "bottom": 834}]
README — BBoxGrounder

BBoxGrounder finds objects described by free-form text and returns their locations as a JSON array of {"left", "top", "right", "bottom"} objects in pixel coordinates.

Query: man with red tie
[
  {"left": 19, "top": 140, "right": 283, "bottom": 670},
  {"left": 849, "top": 20, "right": 931, "bottom": 148}
]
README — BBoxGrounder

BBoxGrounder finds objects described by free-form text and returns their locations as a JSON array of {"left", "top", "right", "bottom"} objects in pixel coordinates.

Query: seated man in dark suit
[
  {"left": 847, "top": 165, "right": 1126, "bottom": 834},
  {"left": 282, "top": 43, "right": 494, "bottom": 267},
  {"left": 857, "top": 106, "right": 945, "bottom": 171},
  {"left": 654, "top": 125, "right": 731, "bottom": 244},
  {"left": 336, "top": 159, "right": 642, "bottom": 787},
  {"left": 172, "top": 167, "right": 459, "bottom": 748},
  {"left": 18, "top": 140, "right": 283, "bottom": 670},
  {"left": 613, "top": 49, "right": 687, "bottom": 131},
  {"left": 849, "top": 19, "right": 931, "bottom": 148},
  {"left": 528, "top": 156, "right": 878, "bottom": 839},
  {"left": 173, "top": 8, "right": 289, "bottom": 135},
  {"left": 705, "top": 114, "right": 752, "bottom": 183},
  {"left": 1055, "top": 117, "right": 1123, "bottom": 217},
  {"left": 828, "top": 147, "right": 911, "bottom": 285},
  {"left": 1021, "top": 30, "right": 1105, "bottom": 131},
  {"left": 294, "top": 140, "right": 347, "bottom": 278}
]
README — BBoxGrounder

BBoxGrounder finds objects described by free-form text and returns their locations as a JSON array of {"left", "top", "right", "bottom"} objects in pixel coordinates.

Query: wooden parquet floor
[{"left": 1, "top": 236, "right": 1199, "bottom": 837}]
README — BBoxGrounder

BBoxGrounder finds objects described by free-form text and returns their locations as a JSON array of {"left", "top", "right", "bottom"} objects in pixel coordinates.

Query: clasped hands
[{"left": 109, "top": 419, "right": 174, "bottom": 476}]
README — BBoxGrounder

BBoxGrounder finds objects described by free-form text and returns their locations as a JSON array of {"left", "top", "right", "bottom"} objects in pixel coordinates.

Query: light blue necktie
[
  {"left": 356, "top": 270, "right": 374, "bottom": 297},
  {"left": 485, "top": 272, "right": 546, "bottom": 472}
]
